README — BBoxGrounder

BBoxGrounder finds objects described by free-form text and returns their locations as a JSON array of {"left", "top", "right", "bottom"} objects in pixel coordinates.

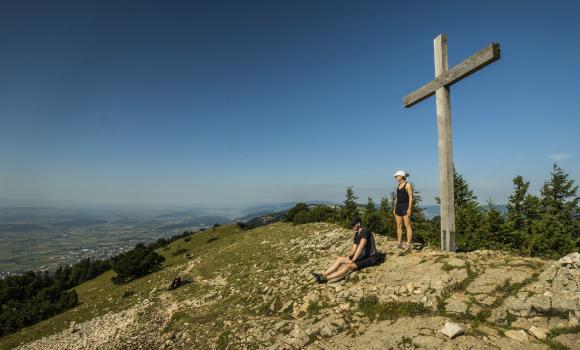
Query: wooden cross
[{"left": 403, "top": 34, "right": 500, "bottom": 252}]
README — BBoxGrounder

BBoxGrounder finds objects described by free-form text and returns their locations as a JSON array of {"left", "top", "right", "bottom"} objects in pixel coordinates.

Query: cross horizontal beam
[{"left": 403, "top": 43, "right": 500, "bottom": 108}]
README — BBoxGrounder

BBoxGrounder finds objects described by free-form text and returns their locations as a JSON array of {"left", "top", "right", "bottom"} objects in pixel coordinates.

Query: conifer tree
[
  {"left": 540, "top": 163, "right": 579, "bottom": 221},
  {"left": 410, "top": 190, "right": 427, "bottom": 222},
  {"left": 341, "top": 186, "right": 359, "bottom": 224},
  {"left": 363, "top": 197, "right": 382, "bottom": 233},
  {"left": 379, "top": 194, "right": 396, "bottom": 235},
  {"left": 527, "top": 163, "right": 580, "bottom": 258},
  {"left": 481, "top": 199, "right": 504, "bottom": 246},
  {"left": 506, "top": 175, "right": 530, "bottom": 231}
]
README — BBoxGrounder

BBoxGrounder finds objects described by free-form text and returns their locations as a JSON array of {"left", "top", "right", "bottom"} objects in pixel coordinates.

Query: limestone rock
[
  {"left": 528, "top": 326, "right": 548, "bottom": 340},
  {"left": 569, "top": 312, "right": 579, "bottom": 327},
  {"left": 557, "top": 252, "right": 579, "bottom": 268},
  {"left": 412, "top": 335, "right": 444, "bottom": 349},
  {"left": 446, "top": 300, "right": 468, "bottom": 315},
  {"left": 505, "top": 330, "right": 529, "bottom": 343},
  {"left": 511, "top": 318, "right": 532, "bottom": 329},
  {"left": 554, "top": 333, "right": 580, "bottom": 349},
  {"left": 441, "top": 321, "right": 463, "bottom": 339}
]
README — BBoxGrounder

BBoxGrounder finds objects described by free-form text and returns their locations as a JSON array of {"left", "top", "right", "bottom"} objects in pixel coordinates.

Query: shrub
[
  {"left": 292, "top": 206, "right": 337, "bottom": 225},
  {"left": 285, "top": 203, "right": 308, "bottom": 222},
  {"left": 171, "top": 247, "right": 189, "bottom": 257},
  {"left": 111, "top": 244, "right": 165, "bottom": 284}
]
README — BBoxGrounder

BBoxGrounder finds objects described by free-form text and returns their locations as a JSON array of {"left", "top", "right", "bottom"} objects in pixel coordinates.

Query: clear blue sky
[{"left": 0, "top": 0, "right": 578, "bottom": 207}]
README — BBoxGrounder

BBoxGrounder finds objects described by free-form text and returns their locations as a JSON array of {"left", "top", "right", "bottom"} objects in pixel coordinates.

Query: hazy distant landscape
[
  {"left": 0, "top": 206, "right": 235, "bottom": 275},
  {"left": 0, "top": 203, "right": 503, "bottom": 276}
]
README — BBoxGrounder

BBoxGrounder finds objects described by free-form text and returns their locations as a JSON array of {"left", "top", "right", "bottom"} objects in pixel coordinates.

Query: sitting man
[{"left": 311, "top": 216, "right": 381, "bottom": 283}]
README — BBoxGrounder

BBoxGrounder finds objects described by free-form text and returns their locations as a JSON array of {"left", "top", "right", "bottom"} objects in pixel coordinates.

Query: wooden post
[
  {"left": 402, "top": 34, "right": 500, "bottom": 252},
  {"left": 434, "top": 34, "right": 456, "bottom": 252}
]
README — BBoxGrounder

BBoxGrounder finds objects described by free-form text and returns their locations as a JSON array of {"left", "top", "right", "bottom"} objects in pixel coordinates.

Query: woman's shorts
[
  {"left": 353, "top": 254, "right": 382, "bottom": 269},
  {"left": 395, "top": 203, "right": 409, "bottom": 216}
]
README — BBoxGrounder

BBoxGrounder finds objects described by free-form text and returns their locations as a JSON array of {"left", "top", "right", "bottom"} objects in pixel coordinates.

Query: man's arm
[
  {"left": 407, "top": 183, "right": 413, "bottom": 216},
  {"left": 351, "top": 238, "right": 367, "bottom": 262},
  {"left": 347, "top": 244, "right": 357, "bottom": 259}
]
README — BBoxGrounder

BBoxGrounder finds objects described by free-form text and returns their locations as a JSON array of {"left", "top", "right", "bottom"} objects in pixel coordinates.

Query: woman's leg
[
  {"left": 323, "top": 256, "right": 348, "bottom": 276},
  {"left": 403, "top": 214, "right": 413, "bottom": 244},
  {"left": 326, "top": 262, "right": 357, "bottom": 280},
  {"left": 395, "top": 214, "right": 403, "bottom": 244}
]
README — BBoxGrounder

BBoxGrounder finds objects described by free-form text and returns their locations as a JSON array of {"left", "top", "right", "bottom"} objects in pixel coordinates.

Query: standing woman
[{"left": 393, "top": 170, "right": 413, "bottom": 251}]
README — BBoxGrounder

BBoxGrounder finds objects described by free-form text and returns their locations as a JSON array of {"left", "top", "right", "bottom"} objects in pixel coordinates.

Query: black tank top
[{"left": 397, "top": 182, "right": 409, "bottom": 204}]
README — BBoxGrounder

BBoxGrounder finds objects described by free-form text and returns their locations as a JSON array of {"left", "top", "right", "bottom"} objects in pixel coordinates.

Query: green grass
[
  {"left": 548, "top": 325, "right": 580, "bottom": 338},
  {"left": 307, "top": 301, "right": 323, "bottom": 316},
  {"left": 358, "top": 295, "right": 430, "bottom": 321},
  {"left": 171, "top": 247, "right": 189, "bottom": 256},
  {"left": 453, "top": 261, "right": 478, "bottom": 292},
  {"left": 207, "top": 237, "right": 220, "bottom": 243},
  {"left": 494, "top": 272, "right": 540, "bottom": 297},
  {"left": 540, "top": 339, "right": 570, "bottom": 350},
  {"left": 400, "top": 336, "right": 413, "bottom": 347},
  {"left": 441, "top": 262, "right": 457, "bottom": 271},
  {"left": 216, "top": 330, "right": 231, "bottom": 350},
  {"left": 292, "top": 254, "right": 309, "bottom": 264}
]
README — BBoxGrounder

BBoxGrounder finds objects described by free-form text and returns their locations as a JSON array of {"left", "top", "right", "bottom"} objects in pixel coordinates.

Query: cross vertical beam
[
  {"left": 402, "top": 34, "right": 500, "bottom": 252},
  {"left": 433, "top": 34, "right": 456, "bottom": 252}
]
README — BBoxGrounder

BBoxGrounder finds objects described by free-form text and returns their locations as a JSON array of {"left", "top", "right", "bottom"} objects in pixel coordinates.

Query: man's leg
[
  {"left": 395, "top": 215, "right": 403, "bottom": 244},
  {"left": 326, "top": 262, "right": 357, "bottom": 280},
  {"left": 323, "top": 256, "right": 349, "bottom": 276}
]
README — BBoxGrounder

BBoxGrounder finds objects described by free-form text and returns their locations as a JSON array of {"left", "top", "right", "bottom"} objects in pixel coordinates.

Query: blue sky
[{"left": 0, "top": 0, "right": 578, "bottom": 207}]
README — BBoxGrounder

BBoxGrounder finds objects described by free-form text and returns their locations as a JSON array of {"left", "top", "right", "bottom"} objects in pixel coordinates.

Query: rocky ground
[{"left": 11, "top": 222, "right": 580, "bottom": 350}]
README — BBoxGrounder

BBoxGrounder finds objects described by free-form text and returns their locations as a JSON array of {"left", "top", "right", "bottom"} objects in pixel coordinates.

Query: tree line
[
  {"left": 0, "top": 259, "right": 109, "bottom": 336},
  {"left": 285, "top": 163, "right": 579, "bottom": 259}
]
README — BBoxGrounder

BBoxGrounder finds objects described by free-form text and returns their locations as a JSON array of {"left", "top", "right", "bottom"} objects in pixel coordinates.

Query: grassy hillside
[
  {"left": 3, "top": 222, "right": 579, "bottom": 350},
  {"left": 0, "top": 224, "right": 245, "bottom": 349}
]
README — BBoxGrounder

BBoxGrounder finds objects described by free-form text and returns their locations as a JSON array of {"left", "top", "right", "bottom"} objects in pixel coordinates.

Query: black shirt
[
  {"left": 353, "top": 228, "right": 377, "bottom": 260},
  {"left": 396, "top": 182, "right": 409, "bottom": 204}
]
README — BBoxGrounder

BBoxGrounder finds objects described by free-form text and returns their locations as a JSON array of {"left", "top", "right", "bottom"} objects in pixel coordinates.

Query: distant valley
[
  {"left": 0, "top": 203, "right": 506, "bottom": 275},
  {"left": 0, "top": 207, "right": 232, "bottom": 275}
]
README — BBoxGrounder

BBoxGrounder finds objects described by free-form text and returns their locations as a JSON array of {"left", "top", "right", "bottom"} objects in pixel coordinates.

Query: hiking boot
[{"left": 310, "top": 271, "right": 327, "bottom": 284}]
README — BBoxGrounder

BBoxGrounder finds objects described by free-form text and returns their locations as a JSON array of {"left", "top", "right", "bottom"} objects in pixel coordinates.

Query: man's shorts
[{"left": 353, "top": 254, "right": 383, "bottom": 269}]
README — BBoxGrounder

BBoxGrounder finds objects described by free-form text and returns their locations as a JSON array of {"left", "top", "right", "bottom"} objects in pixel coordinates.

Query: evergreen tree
[
  {"left": 379, "top": 194, "right": 396, "bottom": 236},
  {"left": 408, "top": 189, "right": 438, "bottom": 245},
  {"left": 503, "top": 175, "right": 541, "bottom": 253},
  {"left": 483, "top": 199, "right": 504, "bottom": 235},
  {"left": 477, "top": 199, "right": 505, "bottom": 250},
  {"left": 526, "top": 163, "right": 580, "bottom": 258},
  {"left": 341, "top": 186, "right": 359, "bottom": 224},
  {"left": 410, "top": 189, "right": 427, "bottom": 223},
  {"left": 363, "top": 197, "right": 382, "bottom": 233},
  {"left": 453, "top": 167, "right": 478, "bottom": 207},
  {"left": 285, "top": 203, "right": 308, "bottom": 222},
  {"left": 523, "top": 195, "right": 541, "bottom": 225},
  {"left": 111, "top": 244, "right": 165, "bottom": 284},
  {"left": 506, "top": 175, "right": 530, "bottom": 231},
  {"left": 540, "top": 163, "right": 579, "bottom": 220}
]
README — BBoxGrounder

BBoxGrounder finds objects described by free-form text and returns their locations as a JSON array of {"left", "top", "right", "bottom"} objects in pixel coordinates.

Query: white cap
[{"left": 393, "top": 170, "right": 408, "bottom": 177}]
